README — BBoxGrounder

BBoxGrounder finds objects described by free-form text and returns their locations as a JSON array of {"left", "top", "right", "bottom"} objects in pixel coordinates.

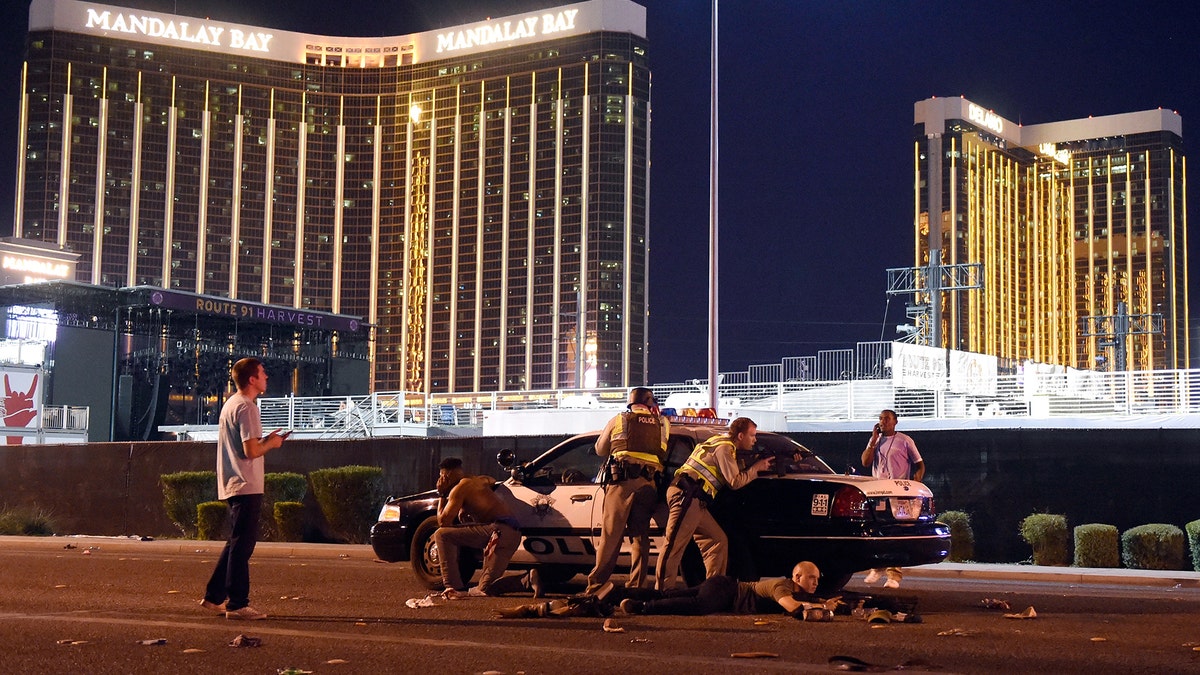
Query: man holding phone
[
  {"left": 860, "top": 409, "right": 924, "bottom": 589},
  {"left": 199, "top": 357, "right": 289, "bottom": 620}
]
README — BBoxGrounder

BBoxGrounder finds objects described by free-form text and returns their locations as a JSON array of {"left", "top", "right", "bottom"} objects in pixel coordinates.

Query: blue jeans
[{"left": 204, "top": 493, "right": 262, "bottom": 611}]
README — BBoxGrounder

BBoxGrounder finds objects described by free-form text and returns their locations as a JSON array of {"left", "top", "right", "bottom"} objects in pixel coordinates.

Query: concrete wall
[{"left": 3, "top": 428, "right": 1199, "bottom": 563}]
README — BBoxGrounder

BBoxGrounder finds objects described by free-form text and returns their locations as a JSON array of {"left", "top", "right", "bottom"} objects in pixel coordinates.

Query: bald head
[{"left": 791, "top": 561, "right": 820, "bottom": 594}]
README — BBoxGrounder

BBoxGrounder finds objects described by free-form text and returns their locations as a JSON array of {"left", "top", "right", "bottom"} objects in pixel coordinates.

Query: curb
[{"left": 1, "top": 535, "right": 376, "bottom": 560}]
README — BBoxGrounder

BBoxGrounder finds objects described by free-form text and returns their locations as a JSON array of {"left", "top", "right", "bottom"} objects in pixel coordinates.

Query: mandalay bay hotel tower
[
  {"left": 913, "top": 97, "right": 1188, "bottom": 372},
  {"left": 14, "top": 0, "right": 650, "bottom": 393}
]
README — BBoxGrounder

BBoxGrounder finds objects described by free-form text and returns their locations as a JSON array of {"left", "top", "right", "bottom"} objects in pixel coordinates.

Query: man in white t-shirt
[
  {"left": 860, "top": 409, "right": 924, "bottom": 589},
  {"left": 199, "top": 357, "right": 289, "bottom": 620}
]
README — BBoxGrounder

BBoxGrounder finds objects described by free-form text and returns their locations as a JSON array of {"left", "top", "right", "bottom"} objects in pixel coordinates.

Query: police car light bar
[{"left": 663, "top": 410, "right": 728, "bottom": 425}]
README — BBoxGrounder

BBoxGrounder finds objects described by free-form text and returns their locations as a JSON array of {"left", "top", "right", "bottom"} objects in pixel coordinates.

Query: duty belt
[{"left": 613, "top": 459, "right": 660, "bottom": 482}]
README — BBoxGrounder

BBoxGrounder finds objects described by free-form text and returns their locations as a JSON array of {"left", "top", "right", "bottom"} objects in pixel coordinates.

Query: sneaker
[
  {"left": 863, "top": 569, "right": 881, "bottom": 585},
  {"left": 225, "top": 606, "right": 268, "bottom": 620},
  {"left": 467, "top": 586, "right": 489, "bottom": 597},
  {"left": 528, "top": 568, "right": 545, "bottom": 598},
  {"left": 619, "top": 598, "right": 644, "bottom": 615},
  {"left": 883, "top": 579, "right": 901, "bottom": 589},
  {"left": 198, "top": 599, "right": 225, "bottom": 613},
  {"left": 593, "top": 581, "right": 615, "bottom": 605}
]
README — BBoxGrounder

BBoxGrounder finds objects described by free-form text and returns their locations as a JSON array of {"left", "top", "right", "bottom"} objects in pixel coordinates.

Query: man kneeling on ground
[
  {"left": 618, "top": 561, "right": 834, "bottom": 617},
  {"left": 432, "top": 458, "right": 537, "bottom": 597}
]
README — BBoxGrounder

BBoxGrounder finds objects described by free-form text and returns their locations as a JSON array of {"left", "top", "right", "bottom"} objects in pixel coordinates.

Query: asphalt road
[{"left": 2, "top": 537, "right": 1200, "bottom": 674}]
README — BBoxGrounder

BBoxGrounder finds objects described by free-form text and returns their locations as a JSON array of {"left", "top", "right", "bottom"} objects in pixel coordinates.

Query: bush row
[
  {"left": 161, "top": 465, "right": 385, "bottom": 543},
  {"left": 941, "top": 510, "right": 1200, "bottom": 570}
]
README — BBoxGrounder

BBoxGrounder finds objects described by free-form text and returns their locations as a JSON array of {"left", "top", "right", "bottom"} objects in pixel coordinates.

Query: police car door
[{"left": 503, "top": 436, "right": 605, "bottom": 566}]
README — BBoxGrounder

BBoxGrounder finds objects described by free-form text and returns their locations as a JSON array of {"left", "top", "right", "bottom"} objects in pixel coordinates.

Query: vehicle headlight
[{"left": 377, "top": 504, "right": 402, "bottom": 522}]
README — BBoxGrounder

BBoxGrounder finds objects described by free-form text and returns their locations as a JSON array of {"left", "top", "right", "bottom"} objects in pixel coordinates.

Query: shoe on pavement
[
  {"left": 198, "top": 599, "right": 225, "bottom": 613},
  {"left": 620, "top": 598, "right": 644, "bottom": 615},
  {"left": 863, "top": 569, "right": 881, "bottom": 585},
  {"left": 528, "top": 568, "right": 544, "bottom": 598},
  {"left": 593, "top": 581, "right": 615, "bottom": 605},
  {"left": 225, "top": 606, "right": 268, "bottom": 620},
  {"left": 883, "top": 579, "right": 901, "bottom": 589},
  {"left": 468, "top": 586, "right": 489, "bottom": 597}
]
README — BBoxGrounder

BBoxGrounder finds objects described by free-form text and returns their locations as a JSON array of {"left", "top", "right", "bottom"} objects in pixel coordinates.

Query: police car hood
[{"left": 768, "top": 472, "right": 934, "bottom": 499}]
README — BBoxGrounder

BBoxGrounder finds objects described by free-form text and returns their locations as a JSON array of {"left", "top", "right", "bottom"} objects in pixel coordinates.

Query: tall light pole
[{"left": 707, "top": 0, "right": 720, "bottom": 411}]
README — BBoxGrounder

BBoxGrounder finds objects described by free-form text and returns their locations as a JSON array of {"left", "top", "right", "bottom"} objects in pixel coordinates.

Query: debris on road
[
  {"left": 937, "top": 628, "right": 978, "bottom": 637},
  {"left": 228, "top": 634, "right": 262, "bottom": 648},
  {"left": 136, "top": 638, "right": 167, "bottom": 646},
  {"left": 1003, "top": 606, "right": 1037, "bottom": 620},
  {"left": 980, "top": 598, "right": 1011, "bottom": 610},
  {"left": 731, "top": 651, "right": 778, "bottom": 659},
  {"left": 602, "top": 618, "right": 625, "bottom": 633},
  {"left": 405, "top": 594, "right": 440, "bottom": 608}
]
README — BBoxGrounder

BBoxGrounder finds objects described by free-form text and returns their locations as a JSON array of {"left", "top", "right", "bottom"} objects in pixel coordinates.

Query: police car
[{"left": 369, "top": 419, "right": 949, "bottom": 593}]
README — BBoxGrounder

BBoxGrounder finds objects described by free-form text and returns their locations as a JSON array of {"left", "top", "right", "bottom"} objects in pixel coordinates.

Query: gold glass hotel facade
[
  {"left": 14, "top": 0, "right": 650, "bottom": 393},
  {"left": 914, "top": 97, "right": 1188, "bottom": 371}
]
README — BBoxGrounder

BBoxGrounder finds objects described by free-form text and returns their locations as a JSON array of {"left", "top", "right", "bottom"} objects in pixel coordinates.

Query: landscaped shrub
[
  {"left": 1186, "top": 520, "right": 1200, "bottom": 572},
  {"left": 161, "top": 471, "right": 217, "bottom": 537},
  {"left": 1122, "top": 523, "right": 1185, "bottom": 570},
  {"left": 196, "top": 501, "right": 229, "bottom": 541},
  {"left": 939, "top": 510, "right": 974, "bottom": 562},
  {"left": 1019, "top": 513, "right": 1069, "bottom": 566},
  {"left": 0, "top": 505, "right": 57, "bottom": 535},
  {"left": 261, "top": 472, "right": 308, "bottom": 541},
  {"left": 274, "top": 501, "right": 306, "bottom": 542},
  {"left": 1073, "top": 523, "right": 1119, "bottom": 568},
  {"left": 308, "top": 465, "right": 386, "bottom": 544}
]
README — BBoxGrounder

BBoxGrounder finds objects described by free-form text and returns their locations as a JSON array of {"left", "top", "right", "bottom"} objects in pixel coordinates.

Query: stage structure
[{"left": 0, "top": 281, "right": 370, "bottom": 441}]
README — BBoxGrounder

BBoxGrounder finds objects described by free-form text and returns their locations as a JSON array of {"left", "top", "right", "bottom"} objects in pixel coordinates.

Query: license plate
[{"left": 890, "top": 498, "right": 921, "bottom": 520}]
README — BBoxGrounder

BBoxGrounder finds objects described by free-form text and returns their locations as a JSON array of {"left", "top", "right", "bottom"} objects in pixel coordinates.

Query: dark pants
[
  {"left": 636, "top": 574, "right": 737, "bottom": 615},
  {"left": 204, "top": 493, "right": 262, "bottom": 611}
]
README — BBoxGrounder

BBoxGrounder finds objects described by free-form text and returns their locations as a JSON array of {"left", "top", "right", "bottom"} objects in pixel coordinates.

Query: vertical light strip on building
[
  {"left": 127, "top": 72, "right": 142, "bottom": 287},
  {"left": 525, "top": 94, "right": 536, "bottom": 384},
  {"left": 262, "top": 90, "right": 276, "bottom": 305},
  {"left": 92, "top": 67, "right": 108, "bottom": 285},
  {"left": 197, "top": 82, "right": 211, "bottom": 294},
  {"left": 400, "top": 96, "right": 413, "bottom": 392},
  {"left": 1180, "top": 155, "right": 1190, "bottom": 366},
  {"left": 551, "top": 84, "right": 564, "bottom": 389},
  {"left": 579, "top": 65, "right": 591, "bottom": 387},
  {"left": 498, "top": 86, "right": 511, "bottom": 389},
  {"left": 163, "top": 78, "right": 176, "bottom": 288},
  {"left": 14, "top": 63, "right": 27, "bottom": 237},
  {"left": 369, "top": 96, "right": 382, "bottom": 382},
  {"left": 448, "top": 93, "right": 461, "bottom": 392},
  {"left": 332, "top": 96, "right": 346, "bottom": 313},
  {"left": 58, "top": 63, "right": 71, "bottom": 248},
  {"left": 622, "top": 90, "right": 634, "bottom": 384},
  {"left": 230, "top": 87, "right": 244, "bottom": 297},
  {"left": 294, "top": 91, "right": 307, "bottom": 308}
]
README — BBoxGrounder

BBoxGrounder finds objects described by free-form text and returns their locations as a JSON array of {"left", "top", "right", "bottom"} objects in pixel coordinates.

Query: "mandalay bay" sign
[{"left": 83, "top": 8, "right": 274, "bottom": 52}]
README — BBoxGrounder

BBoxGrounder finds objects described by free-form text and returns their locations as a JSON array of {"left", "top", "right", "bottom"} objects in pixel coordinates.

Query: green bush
[
  {"left": 1122, "top": 523, "right": 1185, "bottom": 570},
  {"left": 261, "top": 473, "right": 308, "bottom": 541},
  {"left": 1019, "top": 513, "right": 1069, "bottom": 566},
  {"left": 274, "top": 501, "right": 306, "bottom": 542},
  {"left": 196, "top": 501, "right": 229, "bottom": 541},
  {"left": 308, "top": 465, "right": 386, "bottom": 544},
  {"left": 939, "top": 510, "right": 974, "bottom": 562},
  {"left": 1186, "top": 520, "right": 1200, "bottom": 572},
  {"left": 1073, "top": 524, "right": 1119, "bottom": 568},
  {"left": 161, "top": 471, "right": 217, "bottom": 537},
  {"left": 0, "top": 505, "right": 57, "bottom": 535}
]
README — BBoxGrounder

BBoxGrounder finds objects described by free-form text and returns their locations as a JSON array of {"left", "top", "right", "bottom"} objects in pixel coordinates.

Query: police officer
[
  {"left": 585, "top": 387, "right": 669, "bottom": 592},
  {"left": 654, "top": 417, "right": 772, "bottom": 590}
]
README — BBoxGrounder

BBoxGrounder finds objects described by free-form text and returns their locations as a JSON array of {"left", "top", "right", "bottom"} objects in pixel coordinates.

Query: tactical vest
[
  {"left": 610, "top": 409, "right": 667, "bottom": 468},
  {"left": 678, "top": 436, "right": 734, "bottom": 499}
]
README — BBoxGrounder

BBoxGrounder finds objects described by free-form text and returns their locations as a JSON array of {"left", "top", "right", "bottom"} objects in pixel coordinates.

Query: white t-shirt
[
  {"left": 871, "top": 431, "right": 922, "bottom": 480},
  {"left": 216, "top": 391, "right": 265, "bottom": 499}
]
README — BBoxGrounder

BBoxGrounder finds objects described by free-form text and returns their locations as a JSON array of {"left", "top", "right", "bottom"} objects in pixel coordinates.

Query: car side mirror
[{"left": 497, "top": 449, "right": 517, "bottom": 469}]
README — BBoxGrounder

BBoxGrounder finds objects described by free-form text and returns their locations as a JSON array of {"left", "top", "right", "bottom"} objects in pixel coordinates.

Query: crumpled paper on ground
[{"left": 405, "top": 594, "right": 440, "bottom": 608}]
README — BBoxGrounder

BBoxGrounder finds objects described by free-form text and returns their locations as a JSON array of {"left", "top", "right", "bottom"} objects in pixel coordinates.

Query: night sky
[{"left": 1, "top": 0, "right": 1197, "bottom": 385}]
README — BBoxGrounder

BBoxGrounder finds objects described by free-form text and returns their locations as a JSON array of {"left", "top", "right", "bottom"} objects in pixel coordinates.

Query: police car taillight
[{"left": 830, "top": 485, "right": 869, "bottom": 518}]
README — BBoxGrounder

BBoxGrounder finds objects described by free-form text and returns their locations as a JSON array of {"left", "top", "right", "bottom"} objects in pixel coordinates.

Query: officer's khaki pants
[
  {"left": 654, "top": 483, "right": 727, "bottom": 590},
  {"left": 586, "top": 475, "right": 657, "bottom": 592}
]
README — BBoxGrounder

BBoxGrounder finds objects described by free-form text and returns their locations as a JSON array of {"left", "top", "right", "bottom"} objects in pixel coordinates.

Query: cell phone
[
  {"left": 874, "top": 424, "right": 881, "bottom": 433},
  {"left": 279, "top": 429, "right": 294, "bottom": 439}
]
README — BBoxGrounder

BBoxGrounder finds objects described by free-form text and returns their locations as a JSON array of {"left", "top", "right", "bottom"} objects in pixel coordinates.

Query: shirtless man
[
  {"left": 432, "top": 458, "right": 525, "bottom": 596},
  {"left": 619, "top": 560, "right": 836, "bottom": 617}
]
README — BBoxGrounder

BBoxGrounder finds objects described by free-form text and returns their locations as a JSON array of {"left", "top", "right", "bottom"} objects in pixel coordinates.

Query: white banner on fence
[
  {"left": 892, "top": 343, "right": 947, "bottom": 391},
  {"left": 949, "top": 349, "right": 998, "bottom": 396}
]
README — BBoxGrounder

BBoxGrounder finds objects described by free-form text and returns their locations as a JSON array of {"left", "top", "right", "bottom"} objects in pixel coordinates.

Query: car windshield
[{"left": 750, "top": 434, "right": 835, "bottom": 474}]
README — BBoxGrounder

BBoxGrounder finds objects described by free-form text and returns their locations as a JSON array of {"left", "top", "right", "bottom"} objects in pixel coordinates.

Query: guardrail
[{"left": 249, "top": 367, "right": 1200, "bottom": 438}]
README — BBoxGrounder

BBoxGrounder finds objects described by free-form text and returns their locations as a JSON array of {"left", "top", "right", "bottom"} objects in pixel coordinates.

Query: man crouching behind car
[{"left": 432, "top": 458, "right": 522, "bottom": 596}]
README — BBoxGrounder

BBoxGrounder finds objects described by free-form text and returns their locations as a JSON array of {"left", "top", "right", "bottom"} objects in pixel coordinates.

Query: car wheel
[
  {"left": 817, "top": 571, "right": 852, "bottom": 595},
  {"left": 408, "top": 515, "right": 478, "bottom": 590}
]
